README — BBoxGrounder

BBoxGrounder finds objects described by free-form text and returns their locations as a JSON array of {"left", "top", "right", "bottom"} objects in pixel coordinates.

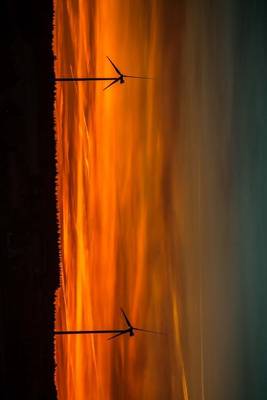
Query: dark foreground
[{"left": 0, "top": 1, "right": 59, "bottom": 398}]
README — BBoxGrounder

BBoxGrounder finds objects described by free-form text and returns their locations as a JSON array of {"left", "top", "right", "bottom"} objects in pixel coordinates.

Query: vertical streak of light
[
  {"left": 171, "top": 291, "right": 189, "bottom": 400},
  {"left": 198, "top": 127, "right": 205, "bottom": 400}
]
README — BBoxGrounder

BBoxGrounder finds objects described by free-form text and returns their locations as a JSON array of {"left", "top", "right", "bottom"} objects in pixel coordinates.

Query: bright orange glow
[{"left": 54, "top": 1, "right": 189, "bottom": 399}]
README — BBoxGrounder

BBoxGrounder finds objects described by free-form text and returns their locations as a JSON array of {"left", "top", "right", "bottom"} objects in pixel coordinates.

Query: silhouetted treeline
[{"left": 0, "top": 0, "right": 59, "bottom": 398}]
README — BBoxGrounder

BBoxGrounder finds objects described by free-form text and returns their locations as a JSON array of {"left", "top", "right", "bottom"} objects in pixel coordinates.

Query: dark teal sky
[
  {"left": 189, "top": 1, "right": 266, "bottom": 398},
  {"left": 157, "top": 0, "right": 267, "bottom": 398},
  {"left": 231, "top": 1, "right": 267, "bottom": 397}
]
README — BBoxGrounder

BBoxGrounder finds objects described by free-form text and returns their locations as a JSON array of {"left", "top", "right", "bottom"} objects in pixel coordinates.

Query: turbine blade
[
  {"left": 134, "top": 327, "right": 165, "bottom": 335},
  {"left": 103, "top": 79, "right": 119, "bottom": 91},
  {"left": 124, "top": 75, "right": 152, "bottom": 80},
  {"left": 106, "top": 56, "right": 122, "bottom": 76},
  {"left": 108, "top": 331, "right": 125, "bottom": 340},
  {"left": 120, "top": 308, "right": 132, "bottom": 328}
]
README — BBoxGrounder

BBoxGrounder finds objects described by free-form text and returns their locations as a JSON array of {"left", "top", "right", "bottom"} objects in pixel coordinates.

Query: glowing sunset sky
[{"left": 54, "top": 1, "right": 267, "bottom": 399}]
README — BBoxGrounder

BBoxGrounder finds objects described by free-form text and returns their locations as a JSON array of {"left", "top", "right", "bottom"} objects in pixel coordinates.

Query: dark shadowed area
[{"left": 0, "top": 0, "right": 59, "bottom": 398}]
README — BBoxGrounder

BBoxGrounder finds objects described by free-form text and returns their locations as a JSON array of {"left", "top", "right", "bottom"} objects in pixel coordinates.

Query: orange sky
[
  {"left": 54, "top": 1, "right": 191, "bottom": 399},
  {"left": 53, "top": 1, "right": 267, "bottom": 399}
]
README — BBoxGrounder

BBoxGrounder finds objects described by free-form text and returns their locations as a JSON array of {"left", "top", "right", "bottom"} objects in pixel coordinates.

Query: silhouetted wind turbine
[
  {"left": 54, "top": 308, "right": 164, "bottom": 340},
  {"left": 108, "top": 308, "right": 164, "bottom": 340},
  {"left": 55, "top": 57, "right": 151, "bottom": 90}
]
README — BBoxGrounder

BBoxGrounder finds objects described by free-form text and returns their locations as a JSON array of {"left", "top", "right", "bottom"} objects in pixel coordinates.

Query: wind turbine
[
  {"left": 103, "top": 57, "right": 151, "bottom": 90},
  {"left": 55, "top": 57, "right": 151, "bottom": 90},
  {"left": 108, "top": 308, "right": 164, "bottom": 340},
  {"left": 54, "top": 308, "right": 164, "bottom": 340}
]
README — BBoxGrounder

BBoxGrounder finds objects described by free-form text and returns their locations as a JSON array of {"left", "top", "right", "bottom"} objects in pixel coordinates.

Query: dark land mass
[{"left": 0, "top": 0, "right": 59, "bottom": 398}]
